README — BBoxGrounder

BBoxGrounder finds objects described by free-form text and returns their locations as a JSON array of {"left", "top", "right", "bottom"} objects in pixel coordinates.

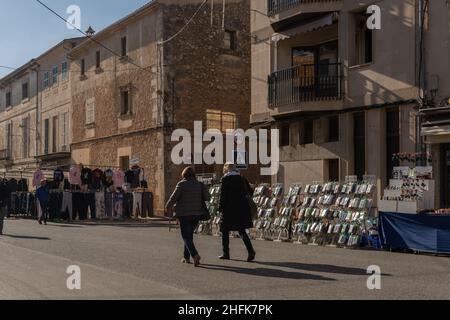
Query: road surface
[{"left": 0, "top": 219, "right": 449, "bottom": 300}]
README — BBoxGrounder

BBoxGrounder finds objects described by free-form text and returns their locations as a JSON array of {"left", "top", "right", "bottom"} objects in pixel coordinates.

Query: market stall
[{"left": 379, "top": 211, "right": 450, "bottom": 254}]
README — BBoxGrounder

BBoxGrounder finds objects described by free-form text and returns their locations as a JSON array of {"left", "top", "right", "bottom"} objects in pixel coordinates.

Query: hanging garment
[
  {"left": 123, "top": 193, "right": 133, "bottom": 219},
  {"left": 33, "top": 170, "right": 44, "bottom": 188},
  {"left": 132, "top": 167, "right": 141, "bottom": 189},
  {"left": 81, "top": 168, "right": 93, "bottom": 187},
  {"left": 84, "top": 192, "right": 96, "bottom": 220},
  {"left": 92, "top": 169, "right": 104, "bottom": 190},
  {"left": 95, "top": 192, "right": 106, "bottom": 219},
  {"left": 112, "top": 192, "right": 124, "bottom": 219},
  {"left": 69, "top": 166, "right": 82, "bottom": 186},
  {"left": 8, "top": 179, "right": 18, "bottom": 193},
  {"left": 49, "top": 192, "right": 63, "bottom": 220},
  {"left": 18, "top": 179, "right": 29, "bottom": 192},
  {"left": 125, "top": 170, "right": 134, "bottom": 185},
  {"left": 61, "top": 192, "right": 73, "bottom": 221},
  {"left": 113, "top": 170, "right": 125, "bottom": 188},
  {"left": 132, "top": 192, "right": 143, "bottom": 218},
  {"left": 104, "top": 169, "right": 114, "bottom": 188},
  {"left": 71, "top": 192, "right": 83, "bottom": 220},
  {"left": 141, "top": 192, "right": 153, "bottom": 218},
  {"left": 105, "top": 192, "right": 113, "bottom": 218},
  {"left": 53, "top": 169, "right": 64, "bottom": 187}
]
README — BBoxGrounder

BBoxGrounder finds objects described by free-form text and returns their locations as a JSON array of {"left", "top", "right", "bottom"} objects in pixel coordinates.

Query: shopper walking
[
  {"left": 0, "top": 179, "right": 9, "bottom": 235},
  {"left": 166, "top": 167, "right": 210, "bottom": 267},
  {"left": 36, "top": 179, "right": 50, "bottom": 225},
  {"left": 219, "top": 163, "right": 256, "bottom": 262}
]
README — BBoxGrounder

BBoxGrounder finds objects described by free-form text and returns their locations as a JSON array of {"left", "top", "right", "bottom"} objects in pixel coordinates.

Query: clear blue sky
[{"left": 0, "top": 0, "right": 150, "bottom": 77}]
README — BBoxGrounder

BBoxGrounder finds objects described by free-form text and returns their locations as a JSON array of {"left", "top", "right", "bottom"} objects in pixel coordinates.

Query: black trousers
[
  {"left": 85, "top": 193, "right": 96, "bottom": 220},
  {"left": 123, "top": 193, "right": 133, "bottom": 219},
  {"left": 72, "top": 193, "right": 83, "bottom": 220},
  {"left": 142, "top": 192, "right": 153, "bottom": 217},
  {"left": 222, "top": 229, "right": 255, "bottom": 255},
  {"left": 49, "top": 193, "right": 63, "bottom": 220}
]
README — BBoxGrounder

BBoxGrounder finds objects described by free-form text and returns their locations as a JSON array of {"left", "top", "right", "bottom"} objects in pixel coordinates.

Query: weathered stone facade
[
  {"left": 0, "top": 38, "right": 83, "bottom": 185},
  {"left": 70, "top": 0, "right": 252, "bottom": 215}
]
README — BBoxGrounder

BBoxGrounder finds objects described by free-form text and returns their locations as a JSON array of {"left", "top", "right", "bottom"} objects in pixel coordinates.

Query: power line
[
  {"left": 35, "top": 0, "right": 154, "bottom": 75},
  {"left": 159, "top": 0, "right": 209, "bottom": 45},
  {"left": 0, "top": 66, "right": 16, "bottom": 71}
]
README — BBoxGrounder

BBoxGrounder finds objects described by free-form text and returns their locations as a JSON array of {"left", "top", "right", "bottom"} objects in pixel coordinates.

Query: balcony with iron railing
[
  {"left": 268, "top": 62, "right": 344, "bottom": 113},
  {"left": 267, "top": 0, "right": 342, "bottom": 25}
]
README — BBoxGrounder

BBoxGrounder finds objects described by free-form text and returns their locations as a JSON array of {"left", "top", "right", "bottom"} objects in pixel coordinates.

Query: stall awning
[{"left": 271, "top": 13, "right": 336, "bottom": 42}]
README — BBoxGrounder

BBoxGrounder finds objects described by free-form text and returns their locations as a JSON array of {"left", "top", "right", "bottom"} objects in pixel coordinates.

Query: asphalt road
[{"left": 0, "top": 219, "right": 449, "bottom": 300}]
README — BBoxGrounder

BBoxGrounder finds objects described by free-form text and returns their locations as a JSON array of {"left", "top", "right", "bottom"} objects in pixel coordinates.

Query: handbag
[
  {"left": 199, "top": 183, "right": 211, "bottom": 222},
  {"left": 242, "top": 177, "right": 258, "bottom": 220}
]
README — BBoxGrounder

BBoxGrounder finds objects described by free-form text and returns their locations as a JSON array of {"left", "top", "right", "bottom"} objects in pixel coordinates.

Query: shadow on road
[
  {"left": 198, "top": 264, "right": 336, "bottom": 281},
  {"left": 253, "top": 261, "right": 375, "bottom": 276},
  {"left": 2, "top": 234, "right": 51, "bottom": 241}
]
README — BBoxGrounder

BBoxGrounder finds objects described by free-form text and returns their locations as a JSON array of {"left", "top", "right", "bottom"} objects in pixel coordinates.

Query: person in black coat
[
  {"left": 0, "top": 179, "right": 10, "bottom": 235},
  {"left": 219, "top": 163, "right": 256, "bottom": 262}
]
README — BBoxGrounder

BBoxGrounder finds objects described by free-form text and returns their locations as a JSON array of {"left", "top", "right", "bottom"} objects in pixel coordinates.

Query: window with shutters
[
  {"left": 52, "top": 66, "right": 58, "bottom": 85},
  {"left": 120, "top": 90, "right": 131, "bottom": 115},
  {"left": 44, "top": 119, "right": 49, "bottom": 155},
  {"left": 62, "top": 61, "right": 68, "bottom": 81},
  {"left": 61, "top": 112, "right": 69, "bottom": 151},
  {"left": 6, "top": 91, "right": 12, "bottom": 107},
  {"left": 52, "top": 116, "right": 58, "bottom": 153},
  {"left": 43, "top": 72, "right": 50, "bottom": 88},
  {"left": 6, "top": 123, "right": 12, "bottom": 158},
  {"left": 22, "top": 117, "right": 30, "bottom": 159},
  {"left": 206, "top": 109, "right": 236, "bottom": 133},
  {"left": 22, "top": 82, "right": 29, "bottom": 100}
]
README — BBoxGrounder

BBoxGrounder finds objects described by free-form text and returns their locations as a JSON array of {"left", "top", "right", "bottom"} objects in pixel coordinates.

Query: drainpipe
[
  {"left": 417, "top": 0, "right": 427, "bottom": 162},
  {"left": 33, "top": 63, "right": 40, "bottom": 168}
]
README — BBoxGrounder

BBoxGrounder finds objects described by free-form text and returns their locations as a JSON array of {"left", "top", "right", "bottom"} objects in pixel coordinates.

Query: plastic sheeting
[{"left": 379, "top": 212, "right": 450, "bottom": 254}]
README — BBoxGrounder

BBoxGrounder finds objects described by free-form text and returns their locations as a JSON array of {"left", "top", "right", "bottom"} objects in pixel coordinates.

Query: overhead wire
[{"left": 35, "top": 0, "right": 155, "bottom": 75}]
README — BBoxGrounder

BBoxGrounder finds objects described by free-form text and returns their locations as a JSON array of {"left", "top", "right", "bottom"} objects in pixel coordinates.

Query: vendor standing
[
  {"left": 0, "top": 179, "right": 10, "bottom": 235},
  {"left": 36, "top": 179, "right": 50, "bottom": 225}
]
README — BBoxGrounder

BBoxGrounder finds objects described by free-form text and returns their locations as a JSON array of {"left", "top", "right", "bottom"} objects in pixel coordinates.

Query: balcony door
[{"left": 292, "top": 41, "right": 338, "bottom": 99}]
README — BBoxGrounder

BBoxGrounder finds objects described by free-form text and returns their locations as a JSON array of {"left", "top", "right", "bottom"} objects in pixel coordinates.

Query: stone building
[
  {"left": 251, "top": 0, "right": 422, "bottom": 202},
  {"left": 0, "top": 38, "right": 84, "bottom": 185},
  {"left": 69, "top": 0, "right": 251, "bottom": 215},
  {"left": 420, "top": 0, "right": 450, "bottom": 209}
]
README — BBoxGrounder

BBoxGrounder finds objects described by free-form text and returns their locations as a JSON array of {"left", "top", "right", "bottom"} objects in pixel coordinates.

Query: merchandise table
[{"left": 379, "top": 212, "right": 450, "bottom": 254}]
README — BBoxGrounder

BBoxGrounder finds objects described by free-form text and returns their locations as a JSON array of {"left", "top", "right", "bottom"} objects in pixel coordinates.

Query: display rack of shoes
[
  {"left": 253, "top": 183, "right": 283, "bottom": 241},
  {"left": 273, "top": 183, "right": 302, "bottom": 242}
]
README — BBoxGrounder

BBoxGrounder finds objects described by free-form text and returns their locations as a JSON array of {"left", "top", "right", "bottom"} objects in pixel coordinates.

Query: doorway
[{"left": 440, "top": 144, "right": 450, "bottom": 208}]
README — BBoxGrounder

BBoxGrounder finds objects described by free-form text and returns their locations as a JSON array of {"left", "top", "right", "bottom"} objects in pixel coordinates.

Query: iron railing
[
  {"left": 268, "top": 0, "right": 337, "bottom": 16},
  {"left": 268, "top": 63, "right": 343, "bottom": 107}
]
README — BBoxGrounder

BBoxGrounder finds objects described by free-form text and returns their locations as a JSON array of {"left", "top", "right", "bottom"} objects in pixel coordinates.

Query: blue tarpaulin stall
[{"left": 379, "top": 212, "right": 450, "bottom": 254}]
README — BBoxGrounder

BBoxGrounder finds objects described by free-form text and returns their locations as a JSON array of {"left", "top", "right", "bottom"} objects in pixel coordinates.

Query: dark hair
[{"left": 182, "top": 167, "right": 196, "bottom": 180}]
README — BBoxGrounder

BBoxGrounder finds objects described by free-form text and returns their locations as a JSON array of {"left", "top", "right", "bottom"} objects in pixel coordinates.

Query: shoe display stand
[
  {"left": 252, "top": 183, "right": 283, "bottom": 241},
  {"left": 196, "top": 184, "right": 221, "bottom": 236},
  {"left": 292, "top": 177, "right": 376, "bottom": 248},
  {"left": 380, "top": 154, "right": 435, "bottom": 214},
  {"left": 273, "top": 183, "right": 302, "bottom": 242}
]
